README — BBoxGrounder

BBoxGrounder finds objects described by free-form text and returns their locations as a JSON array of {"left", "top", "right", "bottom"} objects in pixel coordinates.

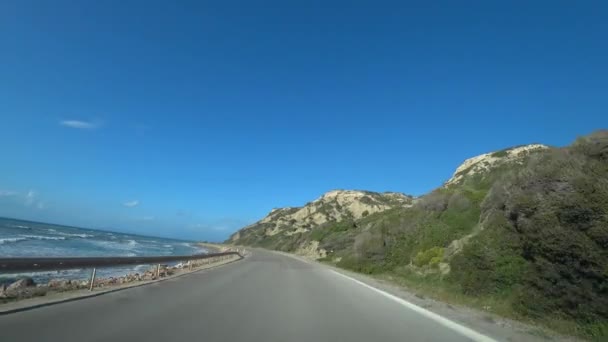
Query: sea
[{"left": 0, "top": 217, "right": 206, "bottom": 284}]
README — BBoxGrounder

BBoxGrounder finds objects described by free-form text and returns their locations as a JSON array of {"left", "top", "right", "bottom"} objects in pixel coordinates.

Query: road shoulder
[{"left": 266, "top": 248, "right": 578, "bottom": 342}]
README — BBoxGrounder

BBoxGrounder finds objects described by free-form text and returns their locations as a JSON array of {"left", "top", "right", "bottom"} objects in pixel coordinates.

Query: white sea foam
[
  {"left": 9, "top": 225, "right": 31, "bottom": 230},
  {"left": 85, "top": 239, "right": 141, "bottom": 253},
  {"left": 21, "top": 235, "right": 67, "bottom": 241},
  {"left": 0, "top": 237, "right": 27, "bottom": 244},
  {"left": 57, "top": 232, "right": 94, "bottom": 238},
  {"left": 133, "top": 264, "right": 148, "bottom": 272},
  {"left": 0, "top": 268, "right": 84, "bottom": 280}
]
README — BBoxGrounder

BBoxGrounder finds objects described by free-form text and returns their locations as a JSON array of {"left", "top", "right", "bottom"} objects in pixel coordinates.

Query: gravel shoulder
[{"left": 271, "top": 249, "right": 580, "bottom": 342}]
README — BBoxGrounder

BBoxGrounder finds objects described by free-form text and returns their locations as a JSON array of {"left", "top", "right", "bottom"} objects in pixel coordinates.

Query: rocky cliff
[
  {"left": 444, "top": 144, "right": 549, "bottom": 186},
  {"left": 229, "top": 190, "right": 413, "bottom": 257}
]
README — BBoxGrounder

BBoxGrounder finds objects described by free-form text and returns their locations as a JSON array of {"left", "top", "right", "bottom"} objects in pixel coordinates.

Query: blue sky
[{"left": 1, "top": 1, "right": 606, "bottom": 241}]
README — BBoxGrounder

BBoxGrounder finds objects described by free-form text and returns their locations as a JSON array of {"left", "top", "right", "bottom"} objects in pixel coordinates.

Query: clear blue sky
[{"left": 1, "top": 1, "right": 606, "bottom": 241}]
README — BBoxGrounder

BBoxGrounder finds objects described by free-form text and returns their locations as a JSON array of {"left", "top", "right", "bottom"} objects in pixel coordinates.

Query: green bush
[
  {"left": 429, "top": 256, "right": 442, "bottom": 268},
  {"left": 413, "top": 247, "right": 444, "bottom": 267},
  {"left": 491, "top": 150, "right": 509, "bottom": 158},
  {"left": 310, "top": 221, "right": 355, "bottom": 242},
  {"left": 309, "top": 229, "right": 328, "bottom": 241},
  {"left": 337, "top": 254, "right": 385, "bottom": 274}
]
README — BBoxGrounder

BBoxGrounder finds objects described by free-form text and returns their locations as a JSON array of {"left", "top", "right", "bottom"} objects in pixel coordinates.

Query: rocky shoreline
[{"left": 0, "top": 249, "right": 242, "bottom": 304}]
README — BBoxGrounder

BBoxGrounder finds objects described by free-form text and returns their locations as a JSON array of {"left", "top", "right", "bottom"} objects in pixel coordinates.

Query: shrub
[
  {"left": 491, "top": 150, "right": 509, "bottom": 158},
  {"left": 413, "top": 247, "right": 444, "bottom": 267}
]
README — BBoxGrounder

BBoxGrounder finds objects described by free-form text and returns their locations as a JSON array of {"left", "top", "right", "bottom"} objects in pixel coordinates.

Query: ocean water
[{"left": 0, "top": 217, "right": 206, "bottom": 283}]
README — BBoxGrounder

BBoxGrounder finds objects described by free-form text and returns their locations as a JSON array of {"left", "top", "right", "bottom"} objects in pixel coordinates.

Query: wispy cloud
[
  {"left": 6, "top": 189, "right": 47, "bottom": 209},
  {"left": 25, "top": 190, "right": 36, "bottom": 206},
  {"left": 123, "top": 200, "right": 139, "bottom": 207},
  {"left": 60, "top": 120, "right": 100, "bottom": 129}
]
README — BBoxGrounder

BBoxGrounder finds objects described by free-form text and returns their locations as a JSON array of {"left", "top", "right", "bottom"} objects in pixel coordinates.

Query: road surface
[{"left": 0, "top": 249, "right": 492, "bottom": 342}]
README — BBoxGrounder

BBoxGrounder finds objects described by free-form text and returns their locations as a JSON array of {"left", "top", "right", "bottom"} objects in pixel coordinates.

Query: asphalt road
[{"left": 0, "top": 250, "right": 493, "bottom": 342}]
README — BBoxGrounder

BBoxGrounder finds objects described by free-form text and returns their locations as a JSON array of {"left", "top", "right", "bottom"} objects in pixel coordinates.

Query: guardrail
[
  {"left": 0, "top": 250, "right": 243, "bottom": 291},
  {"left": 0, "top": 252, "right": 242, "bottom": 272}
]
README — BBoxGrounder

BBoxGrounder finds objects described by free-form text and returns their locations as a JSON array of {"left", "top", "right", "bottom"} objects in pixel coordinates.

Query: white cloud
[
  {"left": 0, "top": 190, "right": 17, "bottom": 197},
  {"left": 60, "top": 120, "right": 100, "bottom": 129},
  {"left": 25, "top": 190, "right": 36, "bottom": 206},
  {"left": 0, "top": 189, "right": 46, "bottom": 209},
  {"left": 123, "top": 200, "right": 139, "bottom": 207}
]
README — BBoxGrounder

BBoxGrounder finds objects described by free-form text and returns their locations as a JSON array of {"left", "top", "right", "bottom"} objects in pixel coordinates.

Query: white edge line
[{"left": 329, "top": 270, "right": 498, "bottom": 342}]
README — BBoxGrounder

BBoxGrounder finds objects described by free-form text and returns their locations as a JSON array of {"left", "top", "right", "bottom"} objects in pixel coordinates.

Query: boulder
[
  {"left": 145, "top": 265, "right": 173, "bottom": 277},
  {"left": 7, "top": 277, "right": 35, "bottom": 291},
  {"left": 48, "top": 279, "right": 71, "bottom": 289},
  {"left": 142, "top": 271, "right": 155, "bottom": 281},
  {"left": 125, "top": 273, "right": 139, "bottom": 283},
  {"left": 160, "top": 266, "right": 174, "bottom": 277}
]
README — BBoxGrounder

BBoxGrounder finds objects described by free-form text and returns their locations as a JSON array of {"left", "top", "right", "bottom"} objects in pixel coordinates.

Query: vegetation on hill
[{"left": 228, "top": 131, "right": 608, "bottom": 339}]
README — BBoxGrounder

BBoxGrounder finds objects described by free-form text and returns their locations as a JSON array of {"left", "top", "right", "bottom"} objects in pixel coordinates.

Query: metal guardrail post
[
  {"left": 89, "top": 268, "right": 96, "bottom": 291},
  {"left": 156, "top": 264, "right": 161, "bottom": 278}
]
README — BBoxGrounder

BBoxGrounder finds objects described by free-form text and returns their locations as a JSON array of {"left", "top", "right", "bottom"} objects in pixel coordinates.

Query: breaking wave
[
  {"left": 21, "top": 235, "right": 67, "bottom": 241},
  {"left": 56, "top": 232, "right": 94, "bottom": 239},
  {"left": 0, "top": 237, "right": 27, "bottom": 244}
]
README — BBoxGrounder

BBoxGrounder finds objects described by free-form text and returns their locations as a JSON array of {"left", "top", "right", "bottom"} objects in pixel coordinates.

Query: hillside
[
  {"left": 229, "top": 190, "right": 413, "bottom": 257},
  {"left": 228, "top": 131, "right": 608, "bottom": 339}
]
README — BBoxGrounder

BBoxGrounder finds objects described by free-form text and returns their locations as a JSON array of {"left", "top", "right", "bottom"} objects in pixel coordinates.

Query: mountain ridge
[
  {"left": 229, "top": 189, "right": 413, "bottom": 256},
  {"left": 229, "top": 142, "right": 550, "bottom": 254}
]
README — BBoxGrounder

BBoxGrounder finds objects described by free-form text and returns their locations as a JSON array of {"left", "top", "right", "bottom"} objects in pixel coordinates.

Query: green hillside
[{"left": 229, "top": 131, "right": 608, "bottom": 339}]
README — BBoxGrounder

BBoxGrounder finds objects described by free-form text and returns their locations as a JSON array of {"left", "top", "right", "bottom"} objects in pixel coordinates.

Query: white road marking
[{"left": 329, "top": 270, "right": 498, "bottom": 342}]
